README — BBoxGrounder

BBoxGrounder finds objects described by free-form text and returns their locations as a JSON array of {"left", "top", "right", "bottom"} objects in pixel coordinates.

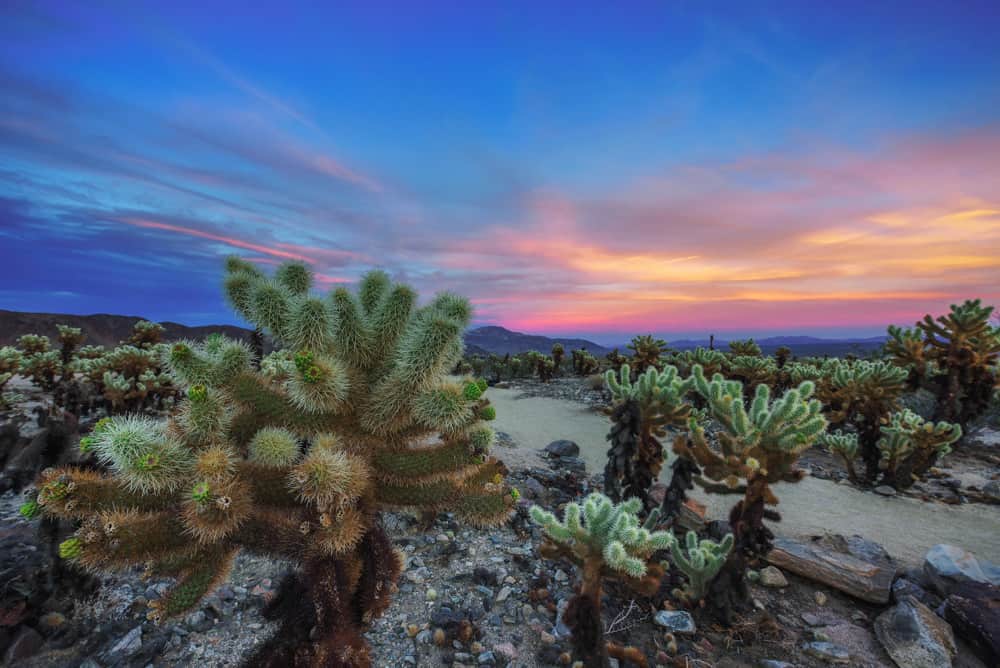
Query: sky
[{"left": 1, "top": 1, "right": 999, "bottom": 344}]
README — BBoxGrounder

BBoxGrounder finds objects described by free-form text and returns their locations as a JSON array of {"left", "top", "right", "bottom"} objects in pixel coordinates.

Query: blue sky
[{"left": 2, "top": 1, "right": 999, "bottom": 343}]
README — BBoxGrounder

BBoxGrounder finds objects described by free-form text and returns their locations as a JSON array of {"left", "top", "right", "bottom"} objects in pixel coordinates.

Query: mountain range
[{"left": 0, "top": 310, "right": 885, "bottom": 358}]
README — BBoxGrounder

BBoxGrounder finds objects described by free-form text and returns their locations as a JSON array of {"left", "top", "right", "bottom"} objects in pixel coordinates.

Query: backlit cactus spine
[{"left": 29, "top": 259, "right": 513, "bottom": 668}]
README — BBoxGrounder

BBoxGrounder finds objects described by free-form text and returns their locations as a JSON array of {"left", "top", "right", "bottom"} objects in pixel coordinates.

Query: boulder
[
  {"left": 766, "top": 535, "right": 896, "bottom": 604},
  {"left": 923, "top": 544, "right": 1000, "bottom": 597},
  {"left": 543, "top": 440, "right": 579, "bottom": 458},
  {"left": 943, "top": 582, "right": 1000, "bottom": 666},
  {"left": 874, "top": 596, "right": 956, "bottom": 668}
]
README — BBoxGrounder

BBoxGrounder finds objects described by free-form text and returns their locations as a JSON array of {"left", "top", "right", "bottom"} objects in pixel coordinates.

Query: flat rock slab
[{"left": 766, "top": 534, "right": 896, "bottom": 604}]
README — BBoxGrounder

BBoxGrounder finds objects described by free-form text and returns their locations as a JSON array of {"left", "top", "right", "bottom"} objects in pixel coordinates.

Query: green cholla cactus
[
  {"left": 819, "top": 431, "right": 860, "bottom": 482},
  {"left": 728, "top": 339, "right": 762, "bottom": 357},
  {"left": 670, "top": 531, "right": 734, "bottom": 603},
  {"left": 877, "top": 409, "right": 961, "bottom": 489},
  {"left": 725, "top": 355, "right": 778, "bottom": 396},
  {"left": 571, "top": 349, "right": 600, "bottom": 376},
  {"left": 530, "top": 493, "right": 672, "bottom": 666},
  {"left": 551, "top": 343, "right": 565, "bottom": 371},
  {"left": 32, "top": 259, "right": 512, "bottom": 665},
  {"left": 604, "top": 364, "right": 695, "bottom": 508},
  {"left": 17, "top": 334, "right": 50, "bottom": 355},
  {"left": 129, "top": 320, "right": 165, "bottom": 348},
  {"left": 627, "top": 335, "right": 668, "bottom": 372},
  {"left": 675, "top": 347, "right": 727, "bottom": 377}
]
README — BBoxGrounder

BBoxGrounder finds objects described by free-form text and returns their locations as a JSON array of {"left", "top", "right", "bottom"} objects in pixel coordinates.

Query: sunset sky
[{"left": 2, "top": 1, "right": 999, "bottom": 343}]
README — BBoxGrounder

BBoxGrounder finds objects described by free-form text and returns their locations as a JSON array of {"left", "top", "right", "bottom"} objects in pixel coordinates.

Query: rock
[
  {"left": 426, "top": 588, "right": 438, "bottom": 601},
  {"left": 875, "top": 596, "right": 956, "bottom": 668},
  {"left": 557, "top": 456, "right": 587, "bottom": 473},
  {"left": 874, "top": 485, "right": 896, "bottom": 496},
  {"left": 539, "top": 631, "right": 556, "bottom": 644},
  {"left": 4, "top": 626, "right": 44, "bottom": 663},
  {"left": 802, "top": 641, "right": 851, "bottom": 663},
  {"left": 544, "top": 440, "right": 579, "bottom": 458},
  {"left": 38, "top": 611, "right": 66, "bottom": 630},
  {"left": 496, "top": 586, "right": 512, "bottom": 602},
  {"left": 477, "top": 650, "right": 496, "bottom": 664},
  {"left": 109, "top": 625, "right": 143, "bottom": 657},
  {"left": 891, "top": 577, "right": 940, "bottom": 609},
  {"left": 653, "top": 610, "right": 696, "bottom": 635},
  {"left": 943, "top": 582, "right": 1000, "bottom": 665},
  {"left": 758, "top": 661, "right": 795, "bottom": 668},
  {"left": 766, "top": 535, "right": 895, "bottom": 604},
  {"left": 982, "top": 480, "right": 1000, "bottom": 503},
  {"left": 759, "top": 566, "right": 788, "bottom": 588},
  {"left": 523, "top": 477, "right": 547, "bottom": 499},
  {"left": 815, "top": 591, "right": 828, "bottom": 606},
  {"left": 822, "top": 622, "right": 886, "bottom": 667},
  {"left": 923, "top": 544, "right": 1000, "bottom": 597}
]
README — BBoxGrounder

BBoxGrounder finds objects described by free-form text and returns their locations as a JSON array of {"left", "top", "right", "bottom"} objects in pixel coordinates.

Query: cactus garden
[{"left": 3, "top": 4, "right": 1000, "bottom": 666}]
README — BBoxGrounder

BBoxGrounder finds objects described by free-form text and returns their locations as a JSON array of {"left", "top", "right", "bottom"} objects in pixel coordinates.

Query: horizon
[{"left": 3, "top": 2, "right": 999, "bottom": 338}]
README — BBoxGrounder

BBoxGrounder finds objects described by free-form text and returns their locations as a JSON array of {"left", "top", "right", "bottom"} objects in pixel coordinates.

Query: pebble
[
  {"left": 653, "top": 610, "right": 696, "bottom": 635},
  {"left": 496, "top": 586, "right": 512, "bottom": 602},
  {"left": 815, "top": 591, "right": 828, "bottom": 606},
  {"left": 802, "top": 641, "right": 851, "bottom": 663},
  {"left": 759, "top": 566, "right": 789, "bottom": 588},
  {"left": 874, "top": 485, "right": 896, "bottom": 496}
]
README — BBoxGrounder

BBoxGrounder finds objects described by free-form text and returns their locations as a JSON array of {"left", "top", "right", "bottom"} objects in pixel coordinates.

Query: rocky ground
[{"left": 1, "top": 377, "right": 999, "bottom": 667}]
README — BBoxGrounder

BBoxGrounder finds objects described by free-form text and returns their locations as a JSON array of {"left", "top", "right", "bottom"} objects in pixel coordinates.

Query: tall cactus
[
  {"left": 603, "top": 364, "right": 694, "bottom": 510},
  {"left": 27, "top": 259, "right": 514, "bottom": 667}
]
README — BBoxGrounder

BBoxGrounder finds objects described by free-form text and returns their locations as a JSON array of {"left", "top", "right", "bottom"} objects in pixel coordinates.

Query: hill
[
  {"left": 0, "top": 310, "right": 257, "bottom": 348},
  {"left": 463, "top": 326, "right": 612, "bottom": 356}
]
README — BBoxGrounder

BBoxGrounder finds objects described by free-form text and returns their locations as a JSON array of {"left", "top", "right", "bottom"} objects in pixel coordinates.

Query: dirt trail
[{"left": 488, "top": 387, "right": 1000, "bottom": 566}]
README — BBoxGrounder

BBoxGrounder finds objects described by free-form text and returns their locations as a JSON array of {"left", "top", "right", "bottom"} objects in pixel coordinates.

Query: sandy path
[{"left": 489, "top": 387, "right": 1000, "bottom": 566}]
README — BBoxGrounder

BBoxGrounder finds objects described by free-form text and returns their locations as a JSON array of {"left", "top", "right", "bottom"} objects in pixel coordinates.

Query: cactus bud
[
  {"left": 59, "top": 537, "right": 82, "bottom": 559},
  {"left": 187, "top": 384, "right": 208, "bottom": 402}
]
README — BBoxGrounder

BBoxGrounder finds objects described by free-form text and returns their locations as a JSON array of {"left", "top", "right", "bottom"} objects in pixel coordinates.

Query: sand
[{"left": 488, "top": 386, "right": 1000, "bottom": 567}]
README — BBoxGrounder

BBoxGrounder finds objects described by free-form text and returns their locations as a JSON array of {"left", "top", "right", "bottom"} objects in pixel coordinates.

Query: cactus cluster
[
  {"left": 627, "top": 335, "right": 668, "bottom": 373},
  {"left": 571, "top": 348, "right": 600, "bottom": 376},
  {"left": 27, "top": 258, "right": 514, "bottom": 666},
  {"left": 888, "top": 299, "right": 999, "bottom": 434}
]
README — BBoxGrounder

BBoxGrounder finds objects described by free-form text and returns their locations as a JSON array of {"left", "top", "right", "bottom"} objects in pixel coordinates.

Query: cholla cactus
[
  {"left": 603, "top": 364, "right": 694, "bottom": 509},
  {"left": 0, "top": 347, "right": 21, "bottom": 398},
  {"left": 56, "top": 325, "right": 85, "bottom": 370},
  {"left": 774, "top": 346, "right": 792, "bottom": 369},
  {"left": 17, "top": 334, "right": 50, "bottom": 355},
  {"left": 627, "top": 335, "right": 668, "bottom": 372},
  {"left": 725, "top": 355, "right": 777, "bottom": 397},
  {"left": 877, "top": 409, "right": 961, "bottom": 489},
  {"left": 679, "top": 366, "right": 826, "bottom": 488},
  {"left": 820, "top": 431, "right": 860, "bottom": 482},
  {"left": 551, "top": 342, "right": 565, "bottom": 371},
  {"left": 675, "top": 347, "right": 726, "bottom": 378},
  {"left": 530, "top": 493, "right": 674, "bottom": 668},
  {"left": 605, "top": 348, "right": 628, "bottom": 373},
  {"left": 670, "top": 531, "right": 734, "bottom": 603},
  {"left": 886, "top": 325, "right": 928, "bottom": 388},
  {"left": 728, "top": 338, "right": 762, "bottom": 357},
  {"left": 30, "top": 259, "right": 512, "bottom": 667},
  {"left": 571, "top": 348, "right": 600, "bottom": 376},
  {"left": 77, "top": 344, "right": 175, "bottom": 414},
  {"left": 916, "top": 299, "right": 999, "bottom": 432},
  {"left": 525, "top": 350, "right": 555, "bottom": 382},
  {"left": 128, "top": 320, "right": 165, "bottom": 349},
  {"left": 21, "top": 350, "right": 60, "bottom": 391}
]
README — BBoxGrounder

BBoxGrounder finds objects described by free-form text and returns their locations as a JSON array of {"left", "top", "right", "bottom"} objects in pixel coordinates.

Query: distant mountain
[
  {"left": 0, "top": 309, "right": 258, "bottom": 348},
  {"left": 0, "top": 310, "right": 886, "bottom": 360},
  {"left": 464, "top": 326, "right": 612, "bottom": 356},
  {"left": 660, "top": 335, "right": 888, "bottom": 357}
]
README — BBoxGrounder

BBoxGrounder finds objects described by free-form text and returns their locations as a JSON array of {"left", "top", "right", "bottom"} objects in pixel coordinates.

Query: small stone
[
  {"left": 492, "top": 642, "right": 518, "bottom": 660},
  {"left": 402, "top": 655, "right": 416, "bottom": 666},
  {"left": 477, "top": 650, "right": 496, "bottom": 664},
  {"left": 554, "top": 569, "right": 568, "bottom": 583},
  {"left": 653, "top": 610, "right": 696, "bottom": 635},
  {"left": 38, "top": 611, "right": 66, "bottom": 629},
  {"left": 406, "top": 623, "right": 419, "bottom": 637},
  {"left": 426, "top": 588, "right": 438, "bottom": 601},
  {"left": 758, "top": 661, "right": 795, "bottom": 668},
  {"left": 874, "top": 485, "right": 896, "bottom": 496},
  {"left": 110, "top": 625, "right": 143, "bottom": 657},
  {"left": 433, "top": 628, "right": 447, "bottom": 646},
  {"left": 496, "top": 586, "right": 512, "bottom": 602},
  {"left": 759, "top": 566, "right": 789, "bottom": 588},
  {"left": 416, "top": 629, "right": 433, "bottom": 645},
  {"left": 802, "top": 641, "right": 851, "bottom": 663},
  {"left": 523, "top": 477, "right": 547, "bottom": 499},
  {"left": 815, "top": 591, "right": 828, "bottom": 606},
  {"left": 540, "top": 631, "right": 556, "bottom": 644},
  {"left": 982, "top": 480, "right": 1000, "bottom": 502},
  {"left": 802, "top": 612, "right": 823, "bottom": 626}
]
